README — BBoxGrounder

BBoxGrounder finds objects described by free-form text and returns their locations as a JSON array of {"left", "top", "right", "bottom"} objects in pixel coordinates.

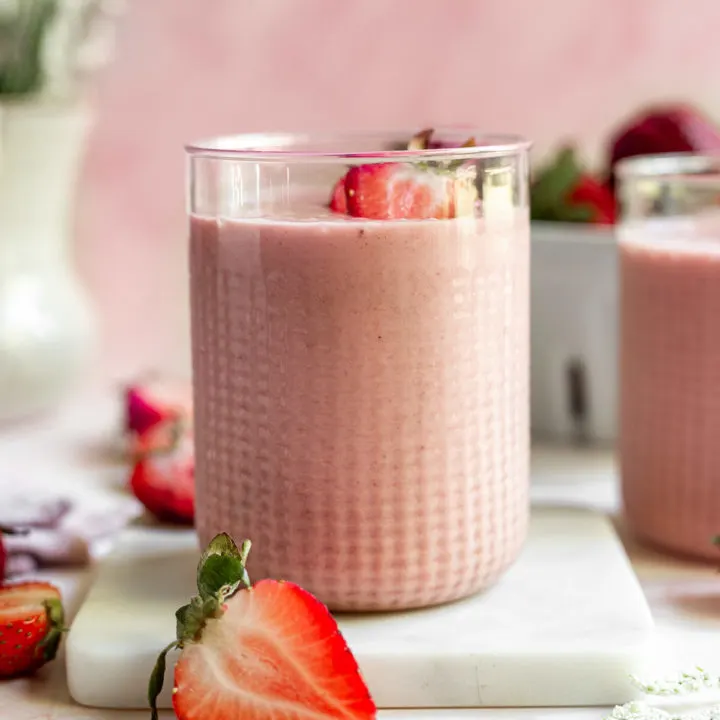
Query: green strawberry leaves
[
  {"left": 531, "top": 146, "right": 596, "bottom": 223},
  {"left": 409, "top": 127, "right": 478, "bottom": 174},
  {"left": 38, "top": 596, "right": 67, "bottom": 663},
  {"left": 148, "top": 640, "right": 178, "bottom": 720},
  {"left": 197, "top": 534, "right": 251, "bottom": 599},
  {"left": 148, "top": 533, "right": 253, "bottom": 720},
  {"left": 175, "top": 595, "right": 220, "bottom": 644}
]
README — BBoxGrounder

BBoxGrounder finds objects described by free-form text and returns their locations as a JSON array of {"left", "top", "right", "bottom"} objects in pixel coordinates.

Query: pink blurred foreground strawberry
[
  {"left": 123, "top": 376, "right": 196, "bottom": 524},
  {"left": 125, "top": 376, "right": 192, "bottom": 438},
  {"left": 148, "top": 534, "right": 376, "bottom": 720},
  {"left": 130, "top": 416, "right": 195, "bottom": 525}
]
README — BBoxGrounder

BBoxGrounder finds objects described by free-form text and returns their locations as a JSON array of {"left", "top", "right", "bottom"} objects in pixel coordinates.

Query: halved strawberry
[
  {"left": 329, "top": 176, "right": 348, "bottom": 214},
  {"left": 148, "top": 535, "right": 376, "bottom": 720},
  {"left": 0, "top": 582, "right": 65, "bottom": 678},
  {"left": 129, "top": 417, "right": 194, "bottom": 525},
  {"left": 328, "top": 128, "right": 478, "bottom": 220},
  {"left": 344, "top": 162, "right": 477, "bottom": 220}
]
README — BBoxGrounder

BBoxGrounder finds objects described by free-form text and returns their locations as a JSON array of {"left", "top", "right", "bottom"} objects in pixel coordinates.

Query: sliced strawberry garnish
[
  {"left": 345, "top": 162, "right": 476, "bottom": 220},
  {"left": 329, "top": 176, "right": 348, "bottom": 214},
  {"left": 328, "top": 128, "right": 478, "bottom": 220},
  {"left": 0, "top": 582, "right": 65, "bottom": 678},
  {"left": 148, "top": 535, "right": 376, "bottom": 720},
  {"left": 129, "top": 418, "right": 195, "bottom": 524}
]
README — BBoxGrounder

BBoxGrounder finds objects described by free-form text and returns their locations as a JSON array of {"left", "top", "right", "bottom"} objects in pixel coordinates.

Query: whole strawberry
[
  {"left": 606, "top": 104, "right": 720, "bottom": 188},
  {"left": 148, "top": 535, "right": 376, "bottom": 720},
  {"left": 0, "top": 582, "right": 65, "bottom": 678},
  {"left": 129, "top": 416, "right": 195, "bottom": 525},
  {"left": 567, "top": 175, "right": 616, "bottom": 224}
]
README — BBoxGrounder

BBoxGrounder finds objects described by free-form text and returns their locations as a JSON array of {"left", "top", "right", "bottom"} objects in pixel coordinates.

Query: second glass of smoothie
[
  {"left": 618, "top": 154, "right": 720, "bottom": 560},
  {"left": 187, "top": 129, "right": 531, "bottom": 611}
]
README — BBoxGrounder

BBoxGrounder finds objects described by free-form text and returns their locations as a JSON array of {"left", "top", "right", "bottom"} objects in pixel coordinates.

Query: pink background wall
[{"left": 75, "top": 0, "right": 720, "bottom": 386}]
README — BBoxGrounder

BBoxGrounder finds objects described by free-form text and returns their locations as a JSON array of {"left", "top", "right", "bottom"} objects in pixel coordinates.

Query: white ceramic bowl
[{"left": 530, "top": 221, "right": 618, "bottom": 445}]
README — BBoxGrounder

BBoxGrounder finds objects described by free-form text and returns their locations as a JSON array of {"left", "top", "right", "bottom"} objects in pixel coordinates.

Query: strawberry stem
[
  {"left": 146, "top": 533, "right": 253, "bottom": 719},
  {"left": 407, "top": 128, "right": 478, "bottom": 173},
  {"left": 407, "top": 127, "right": 434, "bottom": 150},
  {"left": 196, "top": 534, "right": 252, "bottom": 599},
  {"left": 148, "top": 640, "right": 180, "bottom": 720},
  {"left": 239, "top": 538, "right": 251, "bottom": 566},
  {"left": 38, "top": 597, "right": 67, "bottom": 664}
]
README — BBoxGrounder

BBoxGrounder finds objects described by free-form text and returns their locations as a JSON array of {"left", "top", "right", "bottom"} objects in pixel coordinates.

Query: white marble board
[{"left": 65, "top": 505, "right": 655, "bottom": 710}]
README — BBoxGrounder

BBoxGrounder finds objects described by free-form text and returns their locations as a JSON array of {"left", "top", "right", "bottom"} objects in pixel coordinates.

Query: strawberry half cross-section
[{"left": 147, "top": 534, "right": 377, "bottom": 720}]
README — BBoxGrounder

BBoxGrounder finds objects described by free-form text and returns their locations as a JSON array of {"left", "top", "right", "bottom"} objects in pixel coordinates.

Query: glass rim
[
  {"left": 616, "top": 152, "right": 720, "bottom": 180},
  {"left": 185, "top": 128, "right": 531, "bottom": 163}
]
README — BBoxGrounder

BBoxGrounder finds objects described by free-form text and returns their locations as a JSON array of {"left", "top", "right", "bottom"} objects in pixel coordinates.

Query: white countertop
[{"left": 2, "top": 398, "right": 720, "bottom": 719}]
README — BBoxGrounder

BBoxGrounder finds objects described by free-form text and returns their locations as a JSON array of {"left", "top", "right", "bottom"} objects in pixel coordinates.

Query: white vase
[{"left": 0, "top": 101, "right": 97, "bottom": 422}]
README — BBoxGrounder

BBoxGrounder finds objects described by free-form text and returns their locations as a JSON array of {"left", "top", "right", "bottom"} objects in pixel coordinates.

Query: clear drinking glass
[
  {"left": 618, "top": 153, "right": 720, "bottom": 560},
  {"left": 186, "top": 129, "right": 531, "bottom": 610}
]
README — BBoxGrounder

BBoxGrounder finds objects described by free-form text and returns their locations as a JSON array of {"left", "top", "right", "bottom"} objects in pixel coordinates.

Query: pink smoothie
[
  {"left": 620, "top": 216, "right": 720, "bottom": 560},
  {"left": 190, "top": 202, "right": 529, "bottom": 610}
]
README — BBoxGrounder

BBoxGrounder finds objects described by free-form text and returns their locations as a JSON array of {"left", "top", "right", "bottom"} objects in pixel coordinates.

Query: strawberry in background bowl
[
  {"left": 606, "top": 104, "right": 720, "bottom": 189},
  {"left": 532, "top": 103, "right": 720, "bottom": 227},
  {"left": 531, "top": 145, "right": 616, "bottom": 225},
  {"left": 529, "top": 102, "right": 720, "bottom": 446},
  {"left": 530, "top": 145, "right": 619, "bottom": 445}
]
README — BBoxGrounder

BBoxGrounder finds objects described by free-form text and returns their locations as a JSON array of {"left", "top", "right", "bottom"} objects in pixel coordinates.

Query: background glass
[{"left": 618, "top": 153, "right": 720, "bottom": 560}]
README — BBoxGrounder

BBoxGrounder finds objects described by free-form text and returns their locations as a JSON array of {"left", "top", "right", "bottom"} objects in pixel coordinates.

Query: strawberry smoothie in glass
[
  {"left": 186, "top": 129, "right": 531, "bottom": 611},
  {"left": 619, "top": 154, "right": 720, "bottom": 560}
]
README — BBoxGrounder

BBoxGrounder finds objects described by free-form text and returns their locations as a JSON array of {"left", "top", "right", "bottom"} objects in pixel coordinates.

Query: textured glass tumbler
[
  {"left": 619, "top": 154, "right": 720, "bottom": 561},
  {"left": 187, "top": 130, "right": 531, "bottom": 610}
]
